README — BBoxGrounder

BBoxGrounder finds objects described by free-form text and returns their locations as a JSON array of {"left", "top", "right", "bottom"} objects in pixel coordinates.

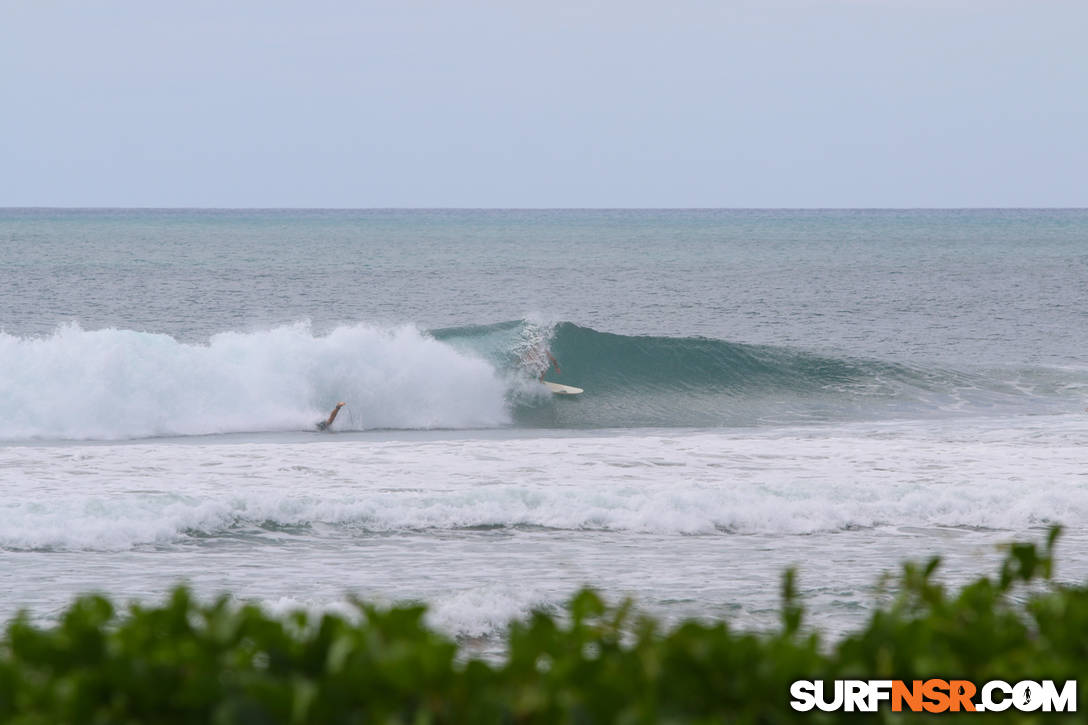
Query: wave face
[
  {"left": 438, "top": 321, "right": 1084, "bottom": 429},
  {"left": 0, "top": 323, "right": 509, "bottom": 440}
]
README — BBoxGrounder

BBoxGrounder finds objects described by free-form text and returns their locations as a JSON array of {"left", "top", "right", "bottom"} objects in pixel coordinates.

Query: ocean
[{"left": 2, "top": 209, "right": 1086, "bottom": 648}]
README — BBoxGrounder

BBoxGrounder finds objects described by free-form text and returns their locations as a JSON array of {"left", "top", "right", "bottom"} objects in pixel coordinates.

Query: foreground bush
[{"left": 0, "top": 527, "right": 1083, "bottom": 723}]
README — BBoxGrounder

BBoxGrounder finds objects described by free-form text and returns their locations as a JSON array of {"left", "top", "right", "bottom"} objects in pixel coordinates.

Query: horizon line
[{"left": 3, "top": 206, "right": 1087, "bottom": 212}]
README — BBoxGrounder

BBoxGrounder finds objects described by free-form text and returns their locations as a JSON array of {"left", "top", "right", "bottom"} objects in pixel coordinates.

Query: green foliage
[{"left": 1, "top": 526, "right": 1083, "bottom": 723}]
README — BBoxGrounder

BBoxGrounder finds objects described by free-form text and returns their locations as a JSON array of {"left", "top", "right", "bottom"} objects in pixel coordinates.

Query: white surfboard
[{"left": 543, "top": 381, "right": 583, "bottom": 395}]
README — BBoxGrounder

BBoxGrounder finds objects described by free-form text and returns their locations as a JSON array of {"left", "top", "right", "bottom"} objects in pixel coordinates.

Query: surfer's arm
[
  {"left": 319, "top": 402, "right": 345, "bottom": 431},
  {"left": 539, "top": 351, "right": 560, "bottom": 382}
]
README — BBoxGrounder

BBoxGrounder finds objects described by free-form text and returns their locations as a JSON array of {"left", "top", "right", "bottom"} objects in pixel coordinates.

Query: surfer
[
  {"left": 519, "top": 346, "right": 561, "bottom": 381},
  {"left": 316, "top": 402, "right": 345, "bottom": 431}
]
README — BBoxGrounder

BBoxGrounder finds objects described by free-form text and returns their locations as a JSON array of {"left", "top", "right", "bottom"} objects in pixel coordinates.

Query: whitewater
[
  {"left": 2, "top": 208, "right": 1086, "bottom": 646},
  {"left": 4, "top": 419, "right": 1087, "bottom": 641},
  {"left": 0, "top": 322, "right": 509, "bottom": 439}
]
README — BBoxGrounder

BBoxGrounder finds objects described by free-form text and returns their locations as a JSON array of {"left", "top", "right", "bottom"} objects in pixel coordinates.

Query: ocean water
[{"left": 2, "top": 209, "right": 1087, "bottom": 646}]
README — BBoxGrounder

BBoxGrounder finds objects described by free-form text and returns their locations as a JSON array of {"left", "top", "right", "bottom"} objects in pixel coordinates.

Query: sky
[{"left": 2, "top": 0, "right": 1085, "bottom": 207}]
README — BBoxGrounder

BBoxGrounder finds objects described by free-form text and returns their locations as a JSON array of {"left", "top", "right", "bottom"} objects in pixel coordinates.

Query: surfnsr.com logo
[{"left": 790, "top": 679, "right": 1077, "bottom": 713}]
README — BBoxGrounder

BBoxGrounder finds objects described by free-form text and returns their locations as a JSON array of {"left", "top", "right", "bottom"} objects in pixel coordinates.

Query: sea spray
[{"left": 0, "top": 322, "right": 509, "bottom": 440}]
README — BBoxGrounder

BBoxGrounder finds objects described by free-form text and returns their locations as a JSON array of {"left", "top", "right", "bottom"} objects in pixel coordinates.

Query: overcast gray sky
[{"left": 2, "top": 1, "right": 1085, "bottom": 207}]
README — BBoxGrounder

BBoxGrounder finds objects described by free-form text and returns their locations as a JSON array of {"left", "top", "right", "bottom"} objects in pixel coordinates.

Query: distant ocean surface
[{"left": 2, "top": 209, "right": 1087, "bottom": 646}]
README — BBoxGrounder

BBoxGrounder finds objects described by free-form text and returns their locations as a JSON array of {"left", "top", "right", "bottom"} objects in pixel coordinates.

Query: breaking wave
[{"left": 1, "top": 319, "right": 1082, "bottom": 440}]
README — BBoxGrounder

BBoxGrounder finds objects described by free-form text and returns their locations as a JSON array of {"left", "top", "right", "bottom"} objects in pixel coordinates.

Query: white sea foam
[
  {"left": 3, "top": 419, "right": 1087, "bottom": 639},
  {"left": 2, "top": 417, "right": 1086, "bottom": 552},
  {"left": 0, "top": 322, "right": 509, "bottom": 440},
  {"left": 170, "top": 586, "right": 548, "bottom": 645},
  {"left": 427, "top": 586, "right": 550, "bottom": 639}
]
